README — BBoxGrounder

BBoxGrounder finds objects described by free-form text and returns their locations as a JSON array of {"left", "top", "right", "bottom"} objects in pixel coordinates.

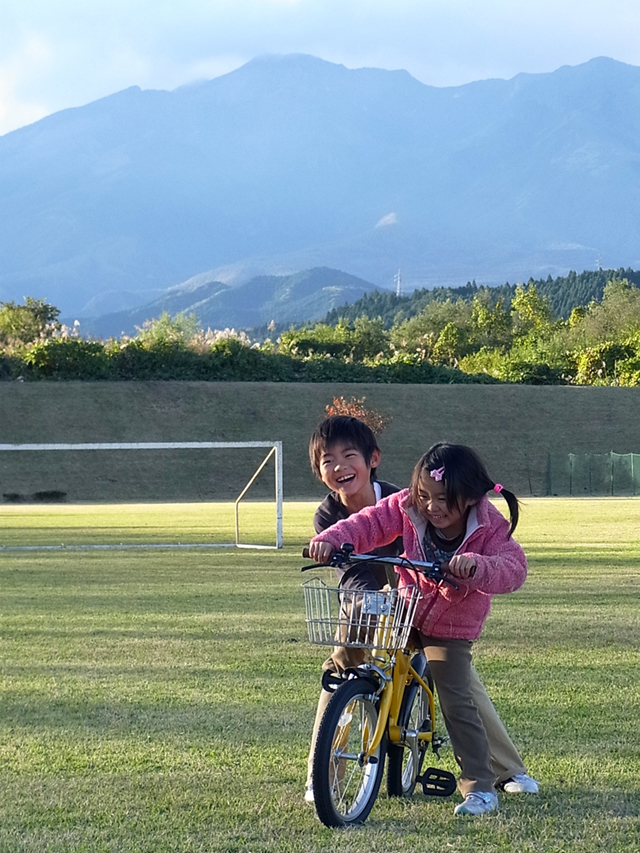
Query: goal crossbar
[
  {"left": 0, "top": 442, "right": 280, "bottom": 452},
  {"left": 0, "top": 441, "right": 284, "bottom": 550}
]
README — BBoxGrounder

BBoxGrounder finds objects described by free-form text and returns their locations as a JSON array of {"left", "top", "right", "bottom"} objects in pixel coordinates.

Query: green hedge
[{"left": 14, "top": 337, "right": 496, "bottom": 383}]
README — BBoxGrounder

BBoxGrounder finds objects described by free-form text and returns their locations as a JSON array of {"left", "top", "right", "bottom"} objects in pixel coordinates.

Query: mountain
[
  {"left": 2, "top": 54, "right": 640, "bottom": 315},
  {"left": 78, "top": 267, "right": 378, "bottom": 337}
]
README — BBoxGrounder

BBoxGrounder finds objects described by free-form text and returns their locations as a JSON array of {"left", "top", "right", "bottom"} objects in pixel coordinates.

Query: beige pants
[
  {"left": 306, "top": 652, "right": 526, "bottom": 789},
  {"left": 420, "top": 637, "right": 494, "bottom": 795}
]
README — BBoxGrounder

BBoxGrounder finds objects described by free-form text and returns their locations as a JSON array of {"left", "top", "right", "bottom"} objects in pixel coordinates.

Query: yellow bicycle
[{"left": 302, "top": 544, "right": 457, "bottom": 828}]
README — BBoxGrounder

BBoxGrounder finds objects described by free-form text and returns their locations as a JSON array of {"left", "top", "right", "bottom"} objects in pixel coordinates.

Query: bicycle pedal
[{"left": 418, "top": 768, "right": 457, "bottom": 798}]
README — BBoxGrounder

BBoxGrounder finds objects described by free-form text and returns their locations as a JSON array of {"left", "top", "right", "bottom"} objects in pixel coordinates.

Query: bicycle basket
[{"left": 302, "top": 578, "right": 421, "bottom": 651}]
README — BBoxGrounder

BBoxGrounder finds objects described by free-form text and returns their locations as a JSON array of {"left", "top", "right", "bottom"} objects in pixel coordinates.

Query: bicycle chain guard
[{"left": 418, "top": 768, "right": 457, "bottom": 798}]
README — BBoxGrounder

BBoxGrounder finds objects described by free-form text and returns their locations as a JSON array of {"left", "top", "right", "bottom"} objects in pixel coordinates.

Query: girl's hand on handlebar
[
  {"left": 447, "top": 554, "right": 477, "bottom": 580},
  {"left": 308, "top": 541, "right": 336, "bottom": 564}
]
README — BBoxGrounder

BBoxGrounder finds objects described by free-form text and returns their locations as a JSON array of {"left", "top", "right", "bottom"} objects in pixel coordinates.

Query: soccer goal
[{"left": 0, "top": 441, "right": 283, "bottom": 551}]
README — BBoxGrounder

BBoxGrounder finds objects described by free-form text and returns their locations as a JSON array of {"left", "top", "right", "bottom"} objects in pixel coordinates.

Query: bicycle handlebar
[{"left": 301, "top": 542, "right": 460, "bottom": 588}]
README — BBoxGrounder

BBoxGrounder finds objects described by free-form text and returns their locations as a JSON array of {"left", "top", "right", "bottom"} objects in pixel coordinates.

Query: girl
[{"left": 308, "top": 442, "right": 529, "bottom": 817}]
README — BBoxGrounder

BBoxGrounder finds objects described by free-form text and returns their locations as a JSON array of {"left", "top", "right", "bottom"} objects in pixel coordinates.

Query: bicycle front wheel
[{"left": 312, "top": 678, "right": 386, "bottom": 828}]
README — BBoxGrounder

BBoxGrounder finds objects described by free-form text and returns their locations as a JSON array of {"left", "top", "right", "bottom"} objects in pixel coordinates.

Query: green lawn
[
  {"left": 1, "top": 499, "right": 639, "bottom": 852},
  {"left": 0, "top": 501, "right": 286, "bottom": 547}
]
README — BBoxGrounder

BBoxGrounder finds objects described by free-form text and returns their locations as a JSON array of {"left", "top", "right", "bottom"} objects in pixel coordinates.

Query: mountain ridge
[
  {"left": 76, "top": 267, "right": 378, "bottom": 337},
  {"left": 2, "top": 54, "right": 640, "bottom": 315}
]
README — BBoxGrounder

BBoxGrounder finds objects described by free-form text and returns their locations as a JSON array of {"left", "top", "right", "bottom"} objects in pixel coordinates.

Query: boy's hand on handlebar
[
  {"left": 447, "top": 554, "right": 477, "bottom": 580},
  {"left": 308, "top": 541, "right": 336, "bottom": 564}
]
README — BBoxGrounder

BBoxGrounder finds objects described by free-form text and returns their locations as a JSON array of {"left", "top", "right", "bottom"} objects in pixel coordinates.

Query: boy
[
  {"left": 309, "top": 414, "right": 402, "bottom": 591},
  {"left": 303, "top": 415, "right": 538, "bottom": 803}
]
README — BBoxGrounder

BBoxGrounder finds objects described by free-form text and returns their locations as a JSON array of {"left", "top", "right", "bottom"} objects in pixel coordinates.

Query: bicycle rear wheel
[
  {"left": 312, "top": 678, "right": 386, "bottom": 827},
  {"left": 387, "top": 684, "right": 431, "bottom": 796}
]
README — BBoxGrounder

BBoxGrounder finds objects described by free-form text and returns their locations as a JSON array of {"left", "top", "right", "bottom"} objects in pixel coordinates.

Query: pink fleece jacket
[{"left": 311, "top": 489, "right": 527, "bottom": 641}]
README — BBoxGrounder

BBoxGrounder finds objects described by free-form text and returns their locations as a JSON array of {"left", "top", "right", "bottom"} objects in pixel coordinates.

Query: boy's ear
[{"left": 370, "top": 448, "right": 381, "bottom": 470}]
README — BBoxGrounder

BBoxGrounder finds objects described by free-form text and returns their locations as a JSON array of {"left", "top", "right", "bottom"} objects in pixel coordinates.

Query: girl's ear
[
  {"left": 369, "top": 448, "right": 381, "bottom": 471},
  {"left": 456, "top": 497, "right": 477, "bottom": 513}
]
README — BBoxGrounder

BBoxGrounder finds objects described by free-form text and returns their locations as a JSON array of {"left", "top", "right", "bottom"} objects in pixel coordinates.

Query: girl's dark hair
[
  {"left": 409, "top": 442, "right": 519, "bottom": 536},
  {"left": 309, "top": 416, "right": 380, "bottom": 481}
]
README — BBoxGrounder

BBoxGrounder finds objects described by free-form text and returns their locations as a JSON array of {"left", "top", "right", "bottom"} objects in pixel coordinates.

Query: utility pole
[{"left": 394, "top": 269, "right": 403, "bottom": 297}]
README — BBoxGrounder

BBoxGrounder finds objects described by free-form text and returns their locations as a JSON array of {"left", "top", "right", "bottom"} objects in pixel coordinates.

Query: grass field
[
  {"left": 1, "top": 498, "right": 639, "bottom": 852},
  {"left": 0, "top": 501, "right": 282, "bottom": 548}
]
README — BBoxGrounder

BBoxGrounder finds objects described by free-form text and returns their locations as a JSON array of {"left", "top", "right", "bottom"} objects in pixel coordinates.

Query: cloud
[
  {"left": 0, "top": 34, "right": 54, "bottom": 134},
  {"left": 375, "top": 213, "right": 398, "bottom": 229}
]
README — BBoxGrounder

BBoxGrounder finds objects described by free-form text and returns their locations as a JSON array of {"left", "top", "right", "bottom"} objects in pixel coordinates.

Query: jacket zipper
[{"left": 402, "top": 499, "right": 488, "bottom": 630}]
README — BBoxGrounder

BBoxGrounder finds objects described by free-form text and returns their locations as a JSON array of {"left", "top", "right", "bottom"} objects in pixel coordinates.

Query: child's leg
[
  {"left": 305, "top": 646, "right": 367, "bottom": 789},
  {"left": 469, "top": 665, "right": 527, "bottom": 784},
  {"left": 306, "top": 687, "right": 332, "bottom": 788},
  {"left": 420, "top": 636, "right": 495, "bottom": 796}
]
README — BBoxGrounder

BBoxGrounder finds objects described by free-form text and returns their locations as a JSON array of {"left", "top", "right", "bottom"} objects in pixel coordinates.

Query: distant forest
[
  {"left": 2, "top": 268, "right": 640, "bottom": 385},
  {"left": 322, "top": 267, "right": 640, "bottom": 328}
]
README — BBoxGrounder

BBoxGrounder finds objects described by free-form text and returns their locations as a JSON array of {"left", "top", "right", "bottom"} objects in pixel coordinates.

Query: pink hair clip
[
  {"left": 429, "top": 466, "right": 445, "bottom": 482},
  {"left": 493, "top": 483, "right": 503, "bottom": 494}
]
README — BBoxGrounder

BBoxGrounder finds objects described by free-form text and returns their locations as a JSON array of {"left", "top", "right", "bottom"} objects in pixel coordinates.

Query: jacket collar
[{"left": 460, "top": 504, "right": 480, "bottom": 549}]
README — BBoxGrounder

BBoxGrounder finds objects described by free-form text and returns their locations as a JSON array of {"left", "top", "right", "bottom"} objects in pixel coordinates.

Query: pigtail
[{"left": 494, "top": 485, "right": 519, "bottom": 537}]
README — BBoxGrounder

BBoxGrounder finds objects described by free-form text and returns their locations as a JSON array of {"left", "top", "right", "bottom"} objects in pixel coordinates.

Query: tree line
[
  {"left": 321, "top": 267, "right": 640, "bottom": 327},
  {"left": 1, "top": 270, "right": 640, "bottom": 385}
]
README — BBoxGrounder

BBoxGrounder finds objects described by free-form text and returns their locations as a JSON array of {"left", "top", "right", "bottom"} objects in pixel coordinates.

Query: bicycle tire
[
  {"left": 387, "top": 658, "right": 434, "bottom": 798},
  {"left": 312, "top": 677, "right": 386, "bottom": 827}
]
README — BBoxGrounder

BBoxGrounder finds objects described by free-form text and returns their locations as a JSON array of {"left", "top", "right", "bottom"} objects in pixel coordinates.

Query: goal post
[
  {"left": 233, "top": 443, "right": 283, "bottom": 549},
  {"left": 0, "top": 440, "right": 283, "bottom": 550}
]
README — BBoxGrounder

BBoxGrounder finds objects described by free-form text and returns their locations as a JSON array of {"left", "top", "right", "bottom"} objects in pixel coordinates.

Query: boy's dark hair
[
  {"left": 309, "top": 416, "right": 380, "bottom": 482},
  {"left": 409, "top": 442, "right": 520, "bottom": 536}
]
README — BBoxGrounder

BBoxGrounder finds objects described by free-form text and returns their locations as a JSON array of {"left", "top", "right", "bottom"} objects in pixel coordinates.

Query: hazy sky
[{"left": 2, "top": 0, "right": 640, "bottom": 136}]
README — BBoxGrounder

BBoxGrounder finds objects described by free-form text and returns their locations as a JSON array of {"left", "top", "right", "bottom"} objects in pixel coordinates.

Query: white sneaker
[
  {"left": 454, "top": 791, "right": 498, "bottom": 816},
  {"left": 304, "top": 785, "right": 314, "bottom": 803},
  {"left": 502, "top": 773, "right": 539, "bottom": 794}
]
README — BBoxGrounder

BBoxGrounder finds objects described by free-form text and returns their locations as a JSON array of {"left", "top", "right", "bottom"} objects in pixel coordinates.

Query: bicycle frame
[{"left": 358, "top": 637, "right": 436, "bottom": 761}]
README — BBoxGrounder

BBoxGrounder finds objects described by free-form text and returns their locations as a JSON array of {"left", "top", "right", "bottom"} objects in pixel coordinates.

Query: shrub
[
  {"left": 457, "top": 348, "right": 504, "bottom": 378},
  {"left": 23, "top": 339, "right": 110, "bottom": 380},
  {"left": 135, "top": 312, "right": 200, "bottom": 346},
  {"left": 572, "top": 341, "right": 636, "bottom": 385},
  {"left": 324, "top": 396, "right": 393, "bottom": 434},
  {"left": 0, "top": 297, "right": 61, "bottom": 349},
  {"left": 14, "top": 327, "right": 498, "bottom": 383},
  {"left": 498, "top": 359, "right": 566, "bottom": 385}
]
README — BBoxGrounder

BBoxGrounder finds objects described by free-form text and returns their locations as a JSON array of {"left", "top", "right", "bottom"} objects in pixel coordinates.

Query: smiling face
[
  {"left": 318, "top": 442, "right": 380, "bottom": 512},
  {"left": 416, "top": 470, "right": 471, "bottom": 539}
]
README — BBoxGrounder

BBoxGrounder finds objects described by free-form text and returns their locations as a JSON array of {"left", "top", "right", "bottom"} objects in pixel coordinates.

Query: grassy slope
[
  {"left": 1, "top": 499, "right": 639, "bottom": 852},
  {"left": 2, "top": 382, "right": 640, "bottom": 500}
]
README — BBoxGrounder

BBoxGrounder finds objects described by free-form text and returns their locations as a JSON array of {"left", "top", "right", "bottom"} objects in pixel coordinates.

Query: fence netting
[{"left": 546, "top": 452, "right": 640, "bottom": 496}]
